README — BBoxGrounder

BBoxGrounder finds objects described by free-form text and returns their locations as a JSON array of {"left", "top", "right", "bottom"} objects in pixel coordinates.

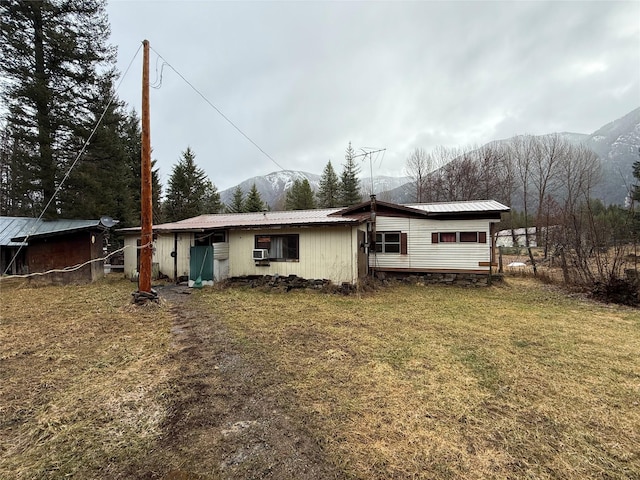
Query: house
[
  {"left": 0, "top": 216, "right": 111, "bottom": 284},
  {"left": 496, "top": 227, "right": 538, "bottom": 248},
  {"left": 119, "top": 199, "right": 509, "bottom": 286}
]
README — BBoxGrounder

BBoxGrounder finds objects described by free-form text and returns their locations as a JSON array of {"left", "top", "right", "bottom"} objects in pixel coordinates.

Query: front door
[{"left": 189, "top": 245, "right": 214, "bottom": 286}]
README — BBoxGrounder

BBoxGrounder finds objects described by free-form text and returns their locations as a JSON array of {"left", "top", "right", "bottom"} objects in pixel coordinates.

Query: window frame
[
  {"left": 254, "top": 234, "right": 299, "bottom": 262},
  {"left": 374, "top": 231, "right": 407, "bottom": 254},
  {"left": 439, "top": 232, "right": 457, "bottom": 243},
  {"left": 459, "top": 231, "right": 478, "bottom": 243},
  {"left": 376, "top": 231, "right": 401, "bottom": 253},
  {"left": 195, "top": 230, "right": 226, "bottom": 246},
  {"left": 432, "top": 231, "right": 487, "bottom": 244}
]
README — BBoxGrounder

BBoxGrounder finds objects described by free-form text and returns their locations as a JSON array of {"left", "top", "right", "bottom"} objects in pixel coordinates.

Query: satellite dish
[{"left": 100, "top": 216, "right": 117, "bottom": 228}]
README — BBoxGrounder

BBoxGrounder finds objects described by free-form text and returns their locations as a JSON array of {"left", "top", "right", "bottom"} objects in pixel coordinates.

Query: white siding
[
  {"left": 123, "top": 232, "right": 194, "bottom": 280},
  {"left": 175, "top": 233, "right": 193, "bottom": 278},
  {"left": 228, "top": 226, "right": 358, "bottom": 284},
  {"left": 123, "top": 235, "right": 138, "bottom": 278},
  {"left": 372, "top": 216, "right": 491, "bottom": 271}
]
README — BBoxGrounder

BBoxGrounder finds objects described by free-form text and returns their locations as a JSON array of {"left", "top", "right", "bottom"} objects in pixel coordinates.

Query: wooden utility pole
[
  {"left": 138, "top": 39, "right": 154, "bottom": 298},
  {"left": 369, "top": 194, "right": 377, "bottom": 278}
]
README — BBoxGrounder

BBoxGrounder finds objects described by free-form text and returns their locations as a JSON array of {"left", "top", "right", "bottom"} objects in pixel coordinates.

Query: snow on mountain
[
  {"left": 219, "top": 107, "right": 640, "bottom": 209},
  {"left": 585, "top": 107, "right": 640, "bottom": 204},
  {"left": 219, "top": 170, "right": 412, "bottom": 209}
]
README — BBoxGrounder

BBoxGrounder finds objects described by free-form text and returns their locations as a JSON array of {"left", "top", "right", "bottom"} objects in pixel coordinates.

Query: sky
[{"left": 106, "top": 0, "right": 640, "bottom": 192}]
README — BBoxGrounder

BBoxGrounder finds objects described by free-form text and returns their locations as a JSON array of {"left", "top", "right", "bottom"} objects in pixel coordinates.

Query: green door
[{"left": 189, "top": 246, "right": 214, "bottom": 283}]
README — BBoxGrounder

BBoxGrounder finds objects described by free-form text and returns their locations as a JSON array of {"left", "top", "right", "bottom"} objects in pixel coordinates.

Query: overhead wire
[
  {"left": 150, "top": 54, "right": 167, "bottom": 89},
  {"left": 0, "top": 242, "right": 152, "bottom": 280},
  {"left": 149, "top": 46, "right": 290, "bottom": 173},
  {"left": 2, "top": 43, "right": 143, "bottom": 276}
]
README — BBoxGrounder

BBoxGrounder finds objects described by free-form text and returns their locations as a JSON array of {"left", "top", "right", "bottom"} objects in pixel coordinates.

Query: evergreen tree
[
  {"left": 316, "top": 160, "right": 341, "bottom": 208},
  {"left": 244, "top": 183, "right": 266, "bottom": 212},
  {"left": 163, "top": 147, "right": 222, "bottom": 222},
  {"left": 227, "top": 186, "right": 246, "bottom": 213},
  {"left": 285, "top": 178, "right": 316, "bottom": 210},
  {"left": 122, "top": 110, "right": 163, "bottom": 226},
  {"left": 0, "top": 122, "right": 35, "bottom": 216},
  {"left": 339, "top": 142, "right": 362, "bottom": 206},
  {"left": 58, "top": 78, "right": 135, "bottom": 223},
  {"left": 0, "top": 0, "right": 116, "bottom": 218}
]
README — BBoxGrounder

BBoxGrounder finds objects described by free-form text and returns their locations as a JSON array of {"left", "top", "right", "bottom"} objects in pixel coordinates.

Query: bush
[{"left": 591, "top": 278, "right": 640, "bottom": 307}]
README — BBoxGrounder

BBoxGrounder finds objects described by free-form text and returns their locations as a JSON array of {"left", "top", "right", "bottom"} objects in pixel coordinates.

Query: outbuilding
[{"left": 0, "top": 216, "right": 110, "bottom": 284}]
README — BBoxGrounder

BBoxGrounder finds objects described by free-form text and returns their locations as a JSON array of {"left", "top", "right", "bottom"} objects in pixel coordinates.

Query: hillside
[
  {"left": 219, "top": 107, "right": 640, "bottom": 209},
  {"left": 219, "top": 171, "right": 410, "bottom": 208}
]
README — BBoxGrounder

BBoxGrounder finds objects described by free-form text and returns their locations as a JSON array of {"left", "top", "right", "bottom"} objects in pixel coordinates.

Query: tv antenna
[{"left": 353, "top": 148, "right": 386, "bottom": 195}]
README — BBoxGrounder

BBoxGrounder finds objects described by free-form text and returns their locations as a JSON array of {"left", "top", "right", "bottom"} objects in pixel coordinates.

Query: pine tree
[
  {"left": 285, "top": 178, "right": 316, "bottom": 210},
  {"left": 58, "top": 78, "right": 135, "bottom": 223},
  {"left": 0, "top": 122, "right": 35, "bottom": 216},
  {"left": 339, "top": 142, "right": 362, "bottom": 206},
  {"left": 244, "top": 183, "right": 266, "bottom": 212},
  {"left": 163, "top": 147, "right": 222, "bottom": 222},
  {"left": 227, "top": 186, "right": 246, "bottom": 213},
  {"left": 0, "top": 0, "right": 117, "bottom": 218},
  {"left": 122, "top": 110, "right": 163, "bottom": 226},
  {"left": 316, "top": 160, "right": 341, "bottom": 208}
]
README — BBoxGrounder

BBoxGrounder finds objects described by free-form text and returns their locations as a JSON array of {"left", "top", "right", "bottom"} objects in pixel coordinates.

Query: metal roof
[
  {"left": 118, "top": 200, "right": 511, "bottom": 235},
  {"left": 404, "top": 200, "right": 510, "bottom": 214},
  {"left": 0, "top": 216, "right": 107, "bottom": 245},
  {"left": 0, "top": 217, "right": 39, "bottom": 246},
  {"left": 119, "top": 208, "right": 362, "bottom": 233}
]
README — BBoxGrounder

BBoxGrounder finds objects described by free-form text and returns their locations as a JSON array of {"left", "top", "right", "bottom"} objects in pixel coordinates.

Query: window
[
  {"left": 374, "top": 232, "right": 407, "bottom": 254},
  {"left": 439, "top": 232, "right": 457, "bottom": 243},
  {"left": 459, "top": 231, "right": 478, "bottom": 243},
  {"left": 211, "top": 231, "right": 226, "bottom": 243},
  {"left": 376, "top": 232, "right": 400, "bottom": 253},
  {"left": 255, "top": 234, "right": 299, "bottom": 261},
  {"left": 432, "top": 231, "right": 487, "bottom": 244},
  {"left": 195, "top": 230, "right": 226, "bottom": 246}
]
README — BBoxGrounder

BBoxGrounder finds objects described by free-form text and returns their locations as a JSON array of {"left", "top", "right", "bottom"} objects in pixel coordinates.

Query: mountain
[
  {"left": 219, "top": 171, "right": 411, "bottom": 209},
  {"left": 219, "top": 108, "right": 639, "bottom": 210},
  {"left": 584, "top": 107, "right": 640, "bottom": 204},
  {"left": 219, "top": 171, "right": 321, "bottom": 209}
]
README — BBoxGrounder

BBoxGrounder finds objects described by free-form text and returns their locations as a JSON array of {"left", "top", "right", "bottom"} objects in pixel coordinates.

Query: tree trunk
[{"left": 31, "top": 2, "right": 56, "bottom": 218}]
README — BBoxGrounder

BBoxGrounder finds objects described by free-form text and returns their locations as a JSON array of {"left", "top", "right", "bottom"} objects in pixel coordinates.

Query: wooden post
[
  {"left": 369, "top": 194, "right": 377, "bottom": 278},
  {"left": 138, "top": 39, "right": 153, "bottom": 296}
]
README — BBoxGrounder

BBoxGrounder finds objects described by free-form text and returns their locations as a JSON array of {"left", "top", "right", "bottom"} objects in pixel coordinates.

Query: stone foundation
[{"left": 376, "top": 271, "right": 502, "bottom": 287}]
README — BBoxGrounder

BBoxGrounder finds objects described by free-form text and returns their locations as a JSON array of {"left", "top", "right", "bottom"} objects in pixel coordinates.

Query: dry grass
[
  {"left": 2, "top": 275, "right": 639, "bottom": 479},
  {"left": 0, "top": 275, "right": 175, "bottom": 479},
  {"left": 198, "top": 279, "right": 640, "bottom": 479}
]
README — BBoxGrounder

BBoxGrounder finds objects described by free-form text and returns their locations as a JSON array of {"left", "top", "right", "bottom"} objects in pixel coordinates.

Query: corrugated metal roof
[
  {"left": 118, "top": 201, "right": 511, "bottom": 235},
  {"left": 120, "top": 208, "right": 361, "bottom": 233},
  {"left": 404, "top": 200, "right": 510, "bottom": 213},
  {"left": 0, "top": 217, "right": 39, "bottom": 246},
  {"left": 0, "top": 217, "right": 105, "bottom": 245}
]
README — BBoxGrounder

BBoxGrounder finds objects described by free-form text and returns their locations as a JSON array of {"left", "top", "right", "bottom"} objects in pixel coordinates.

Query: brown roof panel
[{"left": 119, "top": 208, "right": 363, "bottom": 233}]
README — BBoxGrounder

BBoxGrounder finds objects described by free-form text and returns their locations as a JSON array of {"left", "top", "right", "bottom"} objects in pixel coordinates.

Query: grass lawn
[
  {"left": 1, "top": 275, "right": 638, "bottom": 479},
  {"left": 0, "top": 276, "right": 175, "bottom": 479},
  {"left": 198, "top": 278, "right": 640, "bottom": 479}
]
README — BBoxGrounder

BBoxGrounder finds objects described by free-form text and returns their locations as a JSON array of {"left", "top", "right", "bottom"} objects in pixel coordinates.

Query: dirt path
[{"left": 141, "top": 285, "right": 344, "bottom": 480}]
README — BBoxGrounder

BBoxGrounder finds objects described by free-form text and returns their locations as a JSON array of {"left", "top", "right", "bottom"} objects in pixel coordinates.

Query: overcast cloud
[{"left": 106, "top": 0, "right": 640, "bottom": 191}]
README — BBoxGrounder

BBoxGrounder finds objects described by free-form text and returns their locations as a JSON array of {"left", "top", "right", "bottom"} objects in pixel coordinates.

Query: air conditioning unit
[{"left": 252, "top": 248, "right": 269, "bottom": 260}]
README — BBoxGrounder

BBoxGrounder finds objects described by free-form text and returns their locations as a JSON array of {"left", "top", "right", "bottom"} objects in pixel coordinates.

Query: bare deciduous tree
[
  {"left": 405, "top": 147, "right": 431, "bottom": 203},
  {"left": 508, "top": 135, "right": 538, "bottom": 273}
]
